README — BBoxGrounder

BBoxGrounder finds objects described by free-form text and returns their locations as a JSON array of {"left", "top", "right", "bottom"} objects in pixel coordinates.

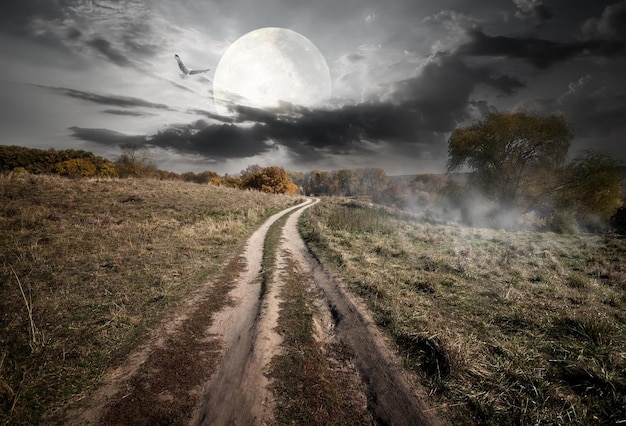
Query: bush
[{"left": 241, "top": 166, "right": 297, "bottom": 194}]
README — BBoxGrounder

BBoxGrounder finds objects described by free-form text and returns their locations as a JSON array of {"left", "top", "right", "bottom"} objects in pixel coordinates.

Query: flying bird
[{"left": 174, "top": 54, "right": 210, "bottom": 78}]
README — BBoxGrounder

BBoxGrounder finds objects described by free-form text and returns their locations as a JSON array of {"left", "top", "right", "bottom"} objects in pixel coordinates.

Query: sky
[{"left": 1, "top": 0, "right": 625, "bottom": 175}]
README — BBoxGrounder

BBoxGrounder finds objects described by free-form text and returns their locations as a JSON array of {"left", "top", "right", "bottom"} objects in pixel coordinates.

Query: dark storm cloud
[
  {"left": 103, "top": 109, "right": 156, "bottom": 117},
  {"left": 389, "top": 52, "right": 524, "bottom": 131},
  {"left": 513, "top": 0, "right": 554, "bottom": 25},
  {"left": 517, "top": 74, "right": 626, "bottom": 139},
  {"left": 90, "top": 51, "right": 525, "bottom": 163},
  {"left": 582, "top": 0, "right": 626, "bottom": 41},
  {"left": 147, "top": 121, "right": 272, "bottom": 159},
  {"left": 457, "top": 28, "right": 626, "bottom": 69},
  {"left": 35, "top": 85, "right": 173, "bottom": 111},
  {"left": 68, "top": 127, "right": 147, "bottom": 146},
  {"left": 77, "top": 101, "right": 415, "bottom": 162},
  {"left": 187, "top": 109, "right": 236, "bottom": 123},
  {"left": 0, "top": 1, "right": 73, "bottom": 33}
]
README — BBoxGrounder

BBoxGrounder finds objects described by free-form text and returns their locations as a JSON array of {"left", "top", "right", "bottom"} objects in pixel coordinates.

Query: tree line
[
  {"left": 0, "top": 146, "right": 297, "bottom": 194},
  {"left": 2, "top": 110, "right": 625, "bottom": 234},
  {"left": 0, "top": 145, "right": 118, "bottom": 177}
]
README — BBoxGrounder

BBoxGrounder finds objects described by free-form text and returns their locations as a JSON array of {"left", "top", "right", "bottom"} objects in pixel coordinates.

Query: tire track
[
  {"left": 192, "top": 199, "right": 312, "bottom": 425},
  {"left": 281, "top": 200, "right": 439, "bottom": 426},
  {"left": 193, "top": 198, "right": 439, "bottom": 425}
]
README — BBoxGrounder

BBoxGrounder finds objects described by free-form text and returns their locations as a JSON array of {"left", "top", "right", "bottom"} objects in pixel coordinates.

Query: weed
[{"left": 566, "top": 273, "right": 588, "bottom": 289}]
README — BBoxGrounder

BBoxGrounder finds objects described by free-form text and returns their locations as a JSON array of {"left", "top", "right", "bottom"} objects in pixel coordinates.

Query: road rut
[{"left": 194, "top": 198, "right": 438, "bottom": 425}]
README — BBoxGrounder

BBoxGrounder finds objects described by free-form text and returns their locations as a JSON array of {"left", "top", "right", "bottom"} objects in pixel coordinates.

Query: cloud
[
  {"left": 421, "top": 10, "right": 483, "bottom": 52},
  {"left": 103, "top": 109, "right": 156, "bottom": 117},
  {"left": 582, "top": 0, "right": 626, "bottom": 41},
  {"left": 0, "top": 1, "right": 74, "bottom": 33},
  {"left": 1, "top": 0, "right": 168, "bottom": 70},
  {"left": 423, "top": 10, "right": 482, "bottom": 32},
  {"left": 86, "top": 37, "right": 133, "bottom": 67},
  {"left": 388, "top": 53, "right": 524, "bottom": 131},
  {"left": 72, "top": 51, "right": 522, "bottom": 166},
  {"left": 457, "top": 28, "right": 626, "bottom": 69},
  {"left": 515, "top": 74, "right": 626, "bottom": 139},
  {"left": 147, "top": 121, "right": 274, "bottom": 159},
  {"left": 35, "top": 85, "right": 173, "bottom": 110},
  {"left": 557, "top": 75, "right": 626, "bottom": 138},
  {"left": 68, "top": 127, "right": 146, "bottom": 146},
  {"left": 513, "top": 0, "right": 554, "bottom": 25}
]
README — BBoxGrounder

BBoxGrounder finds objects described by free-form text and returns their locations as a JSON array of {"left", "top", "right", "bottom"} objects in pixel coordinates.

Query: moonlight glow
[{"left": 213, "top": 27, "right": 332, "bottom": 111}]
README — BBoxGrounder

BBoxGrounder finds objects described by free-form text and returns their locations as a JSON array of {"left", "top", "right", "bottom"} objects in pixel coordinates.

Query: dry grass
[
  {"left": 261, "top": 213, "right": 369, "bottom": 425},
  {"left": 269, "top": 255, "right": 370, "bottom": 425},
  {"left": 300, "top": 198, "right": 626, "bottom": 425},
  {"left": 0, "top": 173, "right": 300, "bottom": 424}
]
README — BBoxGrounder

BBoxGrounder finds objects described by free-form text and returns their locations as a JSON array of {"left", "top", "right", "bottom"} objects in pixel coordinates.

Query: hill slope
[
  {"left": 0, "top": 174, "right": 299, "bottom": 424},
  {"left": 300, "top": 198, "right": 626, "bottom": 424}
]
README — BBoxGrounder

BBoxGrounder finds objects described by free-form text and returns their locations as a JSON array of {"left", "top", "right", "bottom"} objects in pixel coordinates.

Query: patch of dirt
[{"left": 191, "top": 200, "right": 312, "bottom": 425}]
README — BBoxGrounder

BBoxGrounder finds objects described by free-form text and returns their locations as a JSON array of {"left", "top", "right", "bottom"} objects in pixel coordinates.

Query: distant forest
[
  {"left": 2, "top": 145, "right": 624, "bottom": 233},
  {"left": 0, "top": 145, "right": 439, "bottom": 201},
  {"left": 0, "top": 145, "right": 118, "bottom": 177}
]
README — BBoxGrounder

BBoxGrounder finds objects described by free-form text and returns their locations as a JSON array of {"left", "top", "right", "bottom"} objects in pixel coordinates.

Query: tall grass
[
  {"left": 300, "top": 198, "right": 626, "bottom": 424},
  {"left": 0, "top": 173, "right": 299, "bottom": 424}
]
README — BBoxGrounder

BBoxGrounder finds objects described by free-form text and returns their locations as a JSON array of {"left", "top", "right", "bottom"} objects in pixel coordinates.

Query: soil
[{"left": 54, "top": 199, "right": 440, "bottom": 425}]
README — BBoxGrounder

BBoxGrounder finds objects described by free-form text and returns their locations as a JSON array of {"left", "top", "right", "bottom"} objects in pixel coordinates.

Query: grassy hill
[
  {"left": 300, "top": 198, "right": 626, "bottom": 425},
  {"left": 2, "top": 173, "right": 624, "bottom": 424},
  {"left": 0, "top": 174, "right": 300, "bottom": 424}
]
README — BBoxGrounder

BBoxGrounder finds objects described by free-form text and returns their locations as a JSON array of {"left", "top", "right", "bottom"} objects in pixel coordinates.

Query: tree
[
  {"left": 241, "top": 166, "right": 298, "bottom": 194},
  {"left": 557, "top": 151, "right": 624, "bottom": 222},
  {"left": 182, "top": 170, "right": 220, "bottom": 184},
  {"left": 54, "top": 158, "right": 97, "bottom": 178},
  {"left": 115, "top": 147, "right": 159, "bottom": 178},
  {"left": 447, "top": 111, "right": 574, "bottom": 208},
  {"left": 411, "top": 174, "right": 448, "bottom": 193},
  {"left": 447, "top": 111, "right": 625, "bottom": 230},
  {"left": 360, "top": 168, "right": 388, "bottom": 196}
]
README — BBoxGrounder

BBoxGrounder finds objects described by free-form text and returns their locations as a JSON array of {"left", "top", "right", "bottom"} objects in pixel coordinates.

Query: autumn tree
[
  {"left": 447, "top": 111, "right": 574, "bottom": 209},
  {"left": 0, "top": 145, "right": 117, "bottom": 177},
  {"left": 555, "top": 151, "right": 624, "bottom": 222},
  {"left": 447, "top": 111, "right": 624, "bottom": 229},
  {"left": 411, "top": 174, "right": 448, "bottom": 193},
  {"left": 54, "top": 158, "right": 97, "bottom": 178},
  {"left": 182, "top": 170, "right": 221, "bottom": 184},
  {"left": 115, "top": 147, "right": 159, "bottom": 178},
  {"left": 241, "top": 166, "right": 298, "bottom": 194}
]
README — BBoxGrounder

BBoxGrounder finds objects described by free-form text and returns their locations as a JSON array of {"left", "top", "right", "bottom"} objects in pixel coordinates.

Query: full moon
[{"left": 213, "top": 27, "right": 331, "bottom": 111}]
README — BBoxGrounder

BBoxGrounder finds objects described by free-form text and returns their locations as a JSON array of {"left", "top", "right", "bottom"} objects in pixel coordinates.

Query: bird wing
[
  {"left": 175, "top": 55, "right": 190, "bottom": 74},
  {"left": 188, "top": 68, "right": 210, "bottom": 75}
]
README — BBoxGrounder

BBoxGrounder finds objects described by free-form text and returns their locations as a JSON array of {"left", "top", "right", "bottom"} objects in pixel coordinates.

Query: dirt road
[
  {"left": 59, "top": 199, "right": 438, "bottom": 425},
  {"left": 194, "top": 198, "right": 437, "bottom": 425}
]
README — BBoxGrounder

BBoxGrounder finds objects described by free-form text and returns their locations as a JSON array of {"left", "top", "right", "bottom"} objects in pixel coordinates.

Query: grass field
[
  {"left": 300, "top": 198, "right": 626, "bottom": 425},
  {"left": 0, "top": 173, "right": 299, "bottom": 424}
]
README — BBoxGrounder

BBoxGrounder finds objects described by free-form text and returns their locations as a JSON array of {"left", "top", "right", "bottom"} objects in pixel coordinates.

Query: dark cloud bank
[
  {"left": 69, "top": 50, "right": 526, "bottom": 163},
  {"left": 70, "top": 19, "right": 626, "bottom": 168},
  {"left": 11, "top": 0, "right": 623, "bottom": 171}
]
